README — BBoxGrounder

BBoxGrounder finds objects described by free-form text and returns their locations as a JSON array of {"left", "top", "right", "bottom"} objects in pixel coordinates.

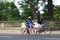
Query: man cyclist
[{"left": 25, "top": 16, "right": 33, "bottom": 34}]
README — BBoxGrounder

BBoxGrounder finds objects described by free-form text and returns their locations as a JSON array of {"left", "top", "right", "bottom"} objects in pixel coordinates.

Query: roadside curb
[
  {"left": 0, "top": 30, "right": 21, "bottom": 34},
  {"left": 0, "top": 30, "right": 60, "bottom": 34}
]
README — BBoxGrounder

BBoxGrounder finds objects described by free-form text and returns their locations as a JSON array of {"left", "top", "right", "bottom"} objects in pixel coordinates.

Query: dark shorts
[{"left": 26, "top": 25, "right": 30, "bottom": 28}]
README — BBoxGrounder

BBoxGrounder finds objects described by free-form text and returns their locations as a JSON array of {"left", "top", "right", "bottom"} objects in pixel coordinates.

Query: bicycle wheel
[{"left": 44, "top": 27, "right": 52, "bottom": 35}]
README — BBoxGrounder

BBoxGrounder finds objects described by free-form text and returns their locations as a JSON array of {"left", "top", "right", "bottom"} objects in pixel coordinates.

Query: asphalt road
[{"left": 0, "top": 34, "right": 60, "bottom": 40}]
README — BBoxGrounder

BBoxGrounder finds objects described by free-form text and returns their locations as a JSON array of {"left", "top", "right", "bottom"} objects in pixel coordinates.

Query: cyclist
[
  {"left": 37, "top": 16, "right": 45, "bottom": 31},
  {"left": 37, "top": 20, "right": 44, "bottom": 31},
  {"left": 25, "top": 16, "right": 33, "bottom": 34}
]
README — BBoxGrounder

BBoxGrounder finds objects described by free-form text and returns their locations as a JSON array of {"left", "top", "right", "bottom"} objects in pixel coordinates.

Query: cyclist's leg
[
  {"left": 41, "top": 24, "right": 45, "bottom": 30},
  {"left": 38, "top": 24, "right": 43, "bottom": 31},
  {"left": 26, "top": 25, "right": 30, "bottom": 34},
  {"left": 29, "top": 24, "right": 35, "bottom": 34}
]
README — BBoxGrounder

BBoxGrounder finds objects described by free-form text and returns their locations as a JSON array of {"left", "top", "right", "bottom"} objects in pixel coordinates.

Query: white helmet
[{"left": 28, "top": 16, "right": 31, "bottom": 18}]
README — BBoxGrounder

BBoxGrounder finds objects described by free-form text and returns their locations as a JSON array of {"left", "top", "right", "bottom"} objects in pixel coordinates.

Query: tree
[
  {"left": 48, "top": 0, "right": 53, "bottom": 19},
  {"left": 20, "top": 0, "right": 40, "bottom": 20},
  {"left": 0, "top": 2, "right": 20, "bottom": 21},
  {"left": 20, "top": 3, "right": 33, "bottom": 20},
  {"left": 53, "top": 6, "right": 60, "bottom": 20},
  {"left": 20, "top": 0, "right": 55, "bottom": 20}
]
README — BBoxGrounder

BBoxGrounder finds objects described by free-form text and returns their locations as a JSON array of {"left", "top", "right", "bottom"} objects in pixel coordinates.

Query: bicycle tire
[{"left": 44, "top": 27, "right": 52, "bottom": 35}]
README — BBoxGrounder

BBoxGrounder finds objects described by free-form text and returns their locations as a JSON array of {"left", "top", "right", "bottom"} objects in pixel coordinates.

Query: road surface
[{"left": 0, "top": 34, "right": 60, "bottom": 40}]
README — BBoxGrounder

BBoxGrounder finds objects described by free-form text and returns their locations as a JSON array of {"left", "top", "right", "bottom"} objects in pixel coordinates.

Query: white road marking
[
  {"left": 0, "top": 36, "right": 12, "bottom": 38},
  {"left": 46, "top": 37, "right": 60, "bottom": 40}
]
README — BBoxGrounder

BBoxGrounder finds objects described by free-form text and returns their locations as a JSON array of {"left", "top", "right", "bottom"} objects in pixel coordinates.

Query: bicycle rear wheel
[{"left": 44, "top": 27, "right": 52, "bottom": 35}]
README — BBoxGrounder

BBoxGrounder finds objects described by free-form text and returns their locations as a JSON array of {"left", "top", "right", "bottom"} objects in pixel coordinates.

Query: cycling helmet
[{"left": 28, "top": 16, "right": 31, "bottom": 18}]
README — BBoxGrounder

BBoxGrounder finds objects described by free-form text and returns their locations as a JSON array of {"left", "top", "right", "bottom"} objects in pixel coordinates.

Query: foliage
[
  {"left": 0, "top": 0, "right": 60, "bottom": 20},
  {"left": 53, "top": 6, "right": 60, "bottom": 20},
  {"left": 20, "top": 1, "right": 33, "bottom": 20},
  {"left": 42, "top": 4, "right": 60, "bottom": 20},
  {"left": 0, "top": 2, "right": 20, "bottom": 21}
]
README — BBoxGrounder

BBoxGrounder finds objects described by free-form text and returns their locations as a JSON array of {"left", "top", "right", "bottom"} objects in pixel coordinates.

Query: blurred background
[
  {"left": 0, "top": 0, "right": 60, "bottom": 20},
  {"left": 0, "top": 0, "right": 60, "bottom": 30}
]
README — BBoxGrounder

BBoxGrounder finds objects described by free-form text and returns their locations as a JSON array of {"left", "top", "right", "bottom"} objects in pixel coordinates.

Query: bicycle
[
  {"left": 21, "top": 22, "right": 52, "bottom": 35},
  {"left": 34, "top": 22, "right": 52, "bottom": 35}
]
